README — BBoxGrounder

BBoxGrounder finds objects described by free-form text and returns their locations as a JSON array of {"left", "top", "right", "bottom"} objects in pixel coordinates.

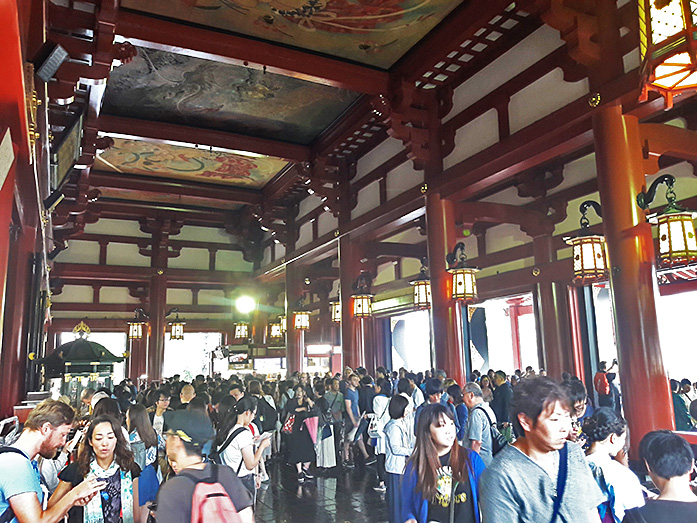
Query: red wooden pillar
[
  {"left": 426, "top": 192, "right": 466, "bottom": 385},
  {"left": 0, "top": 224, "right": 35, "bottom": 417},
  {"left": 593, "top": 104, "right": 674, "bottom": 449},
  {"left": 567, "top": 287, "right": 587, "bottom": 385},
  {"left": 285, "top": 262, "right": 304, "bottom": 374},
  {"left": 339, "top": 236, "right": 367, "bottom": 371},
  {"left": 128, "top": 335, "right": 148, "bottom": 380},
  {"left": 506, "top": 298, "right": 524, "bottom": 371},
  {"left": 148, "top": 272, "right": 167, "bottom": 381}
]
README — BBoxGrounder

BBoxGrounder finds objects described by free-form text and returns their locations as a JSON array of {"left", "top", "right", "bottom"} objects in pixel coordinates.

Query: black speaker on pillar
[{"left": 33, "top": 43, "right": 69, "bottom": 82}]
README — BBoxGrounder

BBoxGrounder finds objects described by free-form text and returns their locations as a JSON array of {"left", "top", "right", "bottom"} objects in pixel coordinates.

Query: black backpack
[
  {"left": 474, "top": 406, "right": 508, "bottom": 455},
  {"left": 255, "top": 397, "right": 278, "bottom": 433},
  {"left": 0, "top": 447, "right": 31, "bottom": 523},
  {"left": 208, "top": 427, "right": 247, "bottom": 465}
]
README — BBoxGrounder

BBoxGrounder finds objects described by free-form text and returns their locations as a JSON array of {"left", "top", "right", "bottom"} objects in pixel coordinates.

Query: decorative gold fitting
[
  {"left": 588, "top": 93, "right": 601, "bottom": 107},
  {"left": 421, "top": 183, "right": 428, "bottom": 194},
  {"left": 532, "top": 267, "right": 541, "bottom": 276}
]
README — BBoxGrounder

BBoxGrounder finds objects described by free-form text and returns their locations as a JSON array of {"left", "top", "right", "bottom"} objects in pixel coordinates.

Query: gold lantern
[
  {"left": 169, "top": 311, "right": 185, "bottom": 341},
  {"left": 564, "top": 201, "right": 609, "bottom": 284},
  {"left": 639, "top": 0, "right": 697, "bottom": 108},
  {"left": 127, "top": 308, "right": 148, "bottom": 340},
  {"left": 446, "top": 242, "right": 479, "bottom": 302},
  {"left": 410, "top": 259, "right": 432, "bottom": 310},
  {"left": 638, "top": 174, "right": 697, "bottom": 268},
  {"left": 268, "top": 321, "right": 283, "bottom": 339},
  {"left": 234, "top": 322, "right": 249, "bottom": 340},
  {"left": 330, "top": 299, "right": 341, "bottom": 322},
  {"left": 294, "top": 310, "right": 310, "bottom": 330},
  {"left": 352, "top": 294, "right": 374, "bottom": 317}
]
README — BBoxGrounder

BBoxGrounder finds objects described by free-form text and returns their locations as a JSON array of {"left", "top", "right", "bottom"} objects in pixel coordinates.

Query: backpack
[
  {"left": 179, "top": 465, "right": 242, "bottom": 523},
  {"left": 474, "top": 406, "right": 508, "bottom": 455},
  {"left": 0, "top": 447, "right": 31, "bottom": 523},
  {"left": 208, "top": 427, "right": 246, "bottom": 465},
  {"left": 255, "top": 397, "right": 278, "bottom": 433}
]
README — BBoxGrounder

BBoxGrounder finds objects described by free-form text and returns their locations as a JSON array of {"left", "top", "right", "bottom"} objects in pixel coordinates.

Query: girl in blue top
[{"left": 401, "top": 403, "right": 485, "bottom": 523}]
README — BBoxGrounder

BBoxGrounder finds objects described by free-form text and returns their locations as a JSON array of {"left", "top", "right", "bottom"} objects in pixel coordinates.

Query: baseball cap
[{"left": 164, "top": 410, "right": 215, "bottom": 447}]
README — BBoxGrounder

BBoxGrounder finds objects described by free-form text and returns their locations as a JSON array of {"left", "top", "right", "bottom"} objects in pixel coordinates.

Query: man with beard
[{"left": 0, "top": 400, "right": 105, "bottom": 523}]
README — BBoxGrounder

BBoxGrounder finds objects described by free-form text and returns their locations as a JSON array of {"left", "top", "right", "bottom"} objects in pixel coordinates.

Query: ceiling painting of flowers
[
  {"left": 101, "top": 47, "right": 360, "bottom": 145},
  {"left": 94, "top": 137, "right": 288, "bottom": 188},
  {"left": 120, "top": 0, "right": 463, "bottom": 69}
]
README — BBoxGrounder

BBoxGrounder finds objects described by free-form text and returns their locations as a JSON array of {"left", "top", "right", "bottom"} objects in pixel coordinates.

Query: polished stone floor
[{"left": 255, "top": 459, "right": 389, "bottom": 523}]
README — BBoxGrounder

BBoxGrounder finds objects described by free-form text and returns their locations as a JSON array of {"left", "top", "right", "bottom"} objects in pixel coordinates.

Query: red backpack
[{"left": 180, "top": 465, "right": 243, "bottom": 523}]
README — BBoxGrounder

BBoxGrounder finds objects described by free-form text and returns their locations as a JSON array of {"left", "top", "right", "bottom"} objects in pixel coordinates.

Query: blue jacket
[{"left": 401, "top": 447, "right": 486, "bottom": 523}]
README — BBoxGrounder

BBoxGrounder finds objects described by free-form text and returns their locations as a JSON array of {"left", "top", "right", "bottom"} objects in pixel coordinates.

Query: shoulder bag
[{"left": 549, "top": 442, "right": 569, "bottom": 523}]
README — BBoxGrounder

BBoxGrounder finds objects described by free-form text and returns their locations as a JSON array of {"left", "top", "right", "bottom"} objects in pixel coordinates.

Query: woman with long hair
[
  {"left": 384, "top": 394, "right": 415, "bottom": 523},
  {"left": 372, "top": 377, "right": 392, "bottom": 492},
  {"left": 216, "top": 395, "right": 271, "bottom": 500},
  {"left": 50, "top": 415, "right": 140, "bottom": 523},
  {"left": 401, "top": 403, "right": 485, "bottom": 523},
  {"left": 126, "top": 404, "right": 161, "bottom": 523},
  {"left": 583, "top": 407, "right": 644, "bottom": 522},
  {"left": 283, "top": 384, "right": 317, "bottom": 483}
]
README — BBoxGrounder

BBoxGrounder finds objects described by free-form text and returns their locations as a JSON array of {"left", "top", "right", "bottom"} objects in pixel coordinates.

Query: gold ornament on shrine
[{"left": 639, "top": 0, "right": 697, "bottom": 108}]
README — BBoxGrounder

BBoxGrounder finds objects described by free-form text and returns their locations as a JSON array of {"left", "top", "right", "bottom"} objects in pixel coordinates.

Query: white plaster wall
[
  {"left": 298, "top": 196, "right": 321, "bottom": 220},
  {"left": 385, "top": 162, "right": 424, "bottom": 199},
  {"left": 107, "top": 243, "right": 150, "bottom": 267},
  {"left": 198, "top": 289, "right": 227, "bottom": 306},
  {"left": 402, "top": 257, "right": 422, "bottom": 278},
  {"left": 478, "top": 257, "right": 534, "bottom": 279},
  {"left": 374, "top": 262, "right": 395, "bottom": 286},
  {"left": 463, "top": 235, "right": 478, "bottom": 259},
  {"left": 352, "top": 180, "right": 381, "bottom": 219},
  {"left": 167, "top": 288, "right": 192, "bottom": 305},
  {"left": 51, "top": 285, "right": 93, "bottom": 303},
  {"left": 445, "top": 25, "right": 564, "bottom": 123},
  {"left": 100, "top": 287, "right": 141, "bottom": 304},
  {"left": 262, "top": 246, "right": 272, "bottom": 266},
  {"left": 55, "top": 240, "right": 100, "bottom": 264},
  {"left": 554, "top": 191, "right": 601, "bottom": 237},
  {"left": 509, "top": 69, "right": 589, "bottom": 134},
  {"left": 217, "top": 250, "right": 253, "bottom": 272},
  {"left": 355, "top": 137, "right": 404, "bottom": 181},
  {"left": 297, "top": 221, "right": 313, "bottom": 248},
  {"left": 168, "top": 248, "right": 209, "bottom": 270},
  {"left": 547, "top": 153, "right": 597, "bottom": 196},
  {"left": 84, "top": 219, "right": 149, "bottom": 237},
  {"left": 317, "top": 212, "right": 338, "bottom": 237},
  {"left": 623, "top": 48, "right": 640, "bottom": 74},
  {"left": 485, "top": 223, "right": 529, "bottom": 254},
  {"left": 275, "top": 243, "right": 286, "bottom": 259},
  {"left": 443, "top": 109, "right": 498, "bottom": 170},
  {"left": 176, "top": 226, "right": 232, "bottom": 243},
  {"left": 385, "top": 227, "right": 424, "bottom": 244}
]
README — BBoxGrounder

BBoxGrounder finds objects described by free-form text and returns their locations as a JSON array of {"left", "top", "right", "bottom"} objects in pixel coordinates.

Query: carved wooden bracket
[
  {"left": 455, "top": 201, "right": 555, "bottom": 238},
  {"left": 298, "top": 158, "right": 342, "bottom": 216}
]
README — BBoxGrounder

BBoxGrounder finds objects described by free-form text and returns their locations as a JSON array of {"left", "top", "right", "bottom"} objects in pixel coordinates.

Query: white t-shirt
[
  {"left": 586, "top": 452, "right": 645, "bottom": 521},
  {"left": 220, "top": 424, "right": 254, "bottom": 477},
  {"left": 152, "top": 414, "right": 164, "bottom": 436}
]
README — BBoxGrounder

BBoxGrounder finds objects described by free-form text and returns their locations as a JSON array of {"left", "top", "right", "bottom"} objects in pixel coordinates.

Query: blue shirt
[
  {"left": 345, "top": 387, "right": 360, "bottom": 419},
  {"left": 0, "top": 448, "right": 43, "bottom": 523}
]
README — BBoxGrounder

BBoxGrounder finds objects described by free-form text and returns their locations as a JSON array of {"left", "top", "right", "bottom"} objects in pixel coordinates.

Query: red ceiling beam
[
  {"left": 93, "top": 200, "right": 230, "bottom": 226},
  {"left": 263, "top": 164, "right": 304, "bottom": 202},
  {"left": 363, "top": 242, "right": 427, "bottom": 260},
  {"left": 90, "top": 171, "right": 262, "bottom": 206},
  {"left": 99, "top": 114, "right": 309, "bottom": 163},
  {"left": 51, "top": 303, "right": 231, "bottom": 314},
  {"left": 74, "top": 233, "right": 244, "bottom": 253},
  {"left": 115, "top": 10, "right": 389, "bottom": 95}
]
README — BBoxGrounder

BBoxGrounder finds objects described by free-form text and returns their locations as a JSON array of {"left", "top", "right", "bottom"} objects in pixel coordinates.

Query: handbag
[
  {"left": 474, "top": 406, "right": 508, "bottom": 455},
  {"left": 549, "top": 443, "right": 569, "bottom": 523},
  {"left": 353, "top": 416, "right": 369, "bottom": 443},
  {"left": 320, "top": 424, "right": 332, "bottom": 440},
  {"left": 368, "top": 402, "right": 389, "bottom": 439},
  {"left": 282, "top": 414, "right": 295, "bottom": 433}
]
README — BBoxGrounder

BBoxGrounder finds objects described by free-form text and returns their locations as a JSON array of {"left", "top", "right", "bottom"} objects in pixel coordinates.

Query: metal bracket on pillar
[{"left": 636, "top": 174, "right": 676, "bottom": 210}]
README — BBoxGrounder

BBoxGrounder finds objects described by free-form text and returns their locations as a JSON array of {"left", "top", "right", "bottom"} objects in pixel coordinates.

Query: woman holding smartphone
[{"left": 50, "top": 415, "right": 141, "bottom": 523}]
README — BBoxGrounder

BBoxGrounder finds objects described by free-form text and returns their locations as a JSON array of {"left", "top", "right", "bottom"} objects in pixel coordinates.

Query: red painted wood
[
  {"left": 506, "top": 298, "right": 525, "bottom": 371},
  {"left": 116, "top": 11, "right": 388, "bottom": 95},
  {"left": 285, "top": 262, "right": 304, "bottom": 374},
  {"left": 147, "top": 272, "right": 166, "bottom": 381},
  {"left": 567, "top": 287, "right": 587, "bottom": 385},
  {"left": 99, "top": 115, "right": 310, "bottom": 163},
  {"left": 128, "top": 336, "right": 148, "bottom": 381},
  {"left": 594, "top": 105, "right": 675, "bottom": 456}
]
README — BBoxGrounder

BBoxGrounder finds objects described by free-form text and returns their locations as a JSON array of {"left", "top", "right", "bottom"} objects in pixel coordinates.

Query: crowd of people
[{"left": 1, "top": 363, "right": 696, "bottom": 523}]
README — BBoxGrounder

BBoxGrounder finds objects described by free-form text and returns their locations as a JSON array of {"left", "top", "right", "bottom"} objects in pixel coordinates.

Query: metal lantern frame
[
  {"left": 330, "top": 299, "right": 341, "bottom": 323},
  {"left": 446, "top": 242, "right": 479, "bottom": 302},
  {"left": 168, "top": 309, "right": 185, "bottom": 341},
  {"left": 351, "top": 272, "right": 374, "bottom": 317},
  {"left": 564, "top": 200, "right": 609, "bottom": 285},
  {"left": 294, "top": 310, "right": 311, "bottom": 330},
  {"left": 279, "top": 315, "right": 287, "bottom": 333},
  {"left": 268, "top": 321, "right": 283, "bottom": 339},
  {"left": 234, "top": 321, "right": 250, "bottom": 340},
  {"left": 638, "top": 174, "right": 697, "bottom": 268},
  {"left": 409, "top": 258, "right": 432, "bottom": 310},
  {"left": 639, "top": 0, "right": 697, "bottom": 108},
  {"left": 127, "top": 308, "right": 149, "bottom": 340}
]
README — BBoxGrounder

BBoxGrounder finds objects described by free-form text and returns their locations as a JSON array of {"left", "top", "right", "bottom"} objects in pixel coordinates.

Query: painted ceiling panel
[
  {"left": 120, "top": 0, "right": 464, "bottom": 69},
  {"left": 102, "top": 47, "right": 360, "bottom": 145},
  {"left": 95, "top": 137, "right": 288, "bottom": 188}
]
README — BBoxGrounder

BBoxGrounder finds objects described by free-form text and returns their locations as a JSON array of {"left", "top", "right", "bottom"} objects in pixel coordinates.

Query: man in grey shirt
[
  {"left": 480, "top": 377, "right": 603, "bottom": 523},
  {"left": 463, "top": 382, "right": 497, "bottom": 465}
]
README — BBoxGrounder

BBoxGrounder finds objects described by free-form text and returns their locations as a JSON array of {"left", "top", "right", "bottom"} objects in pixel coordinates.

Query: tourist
[
  {"left": 479, "top": 376, "right": 494, "bottom": 403},
  {"left": 313, "top": 382, "right": 337, "bottom": 471},
  {"left": 447, "top": 384, "right": 468, "bottom": 443},
  {"left": 414, "top": 378, "right": 458, "bottom": 433},
  {"left": 79, "top": 388, "right": 95, "bottom": 419},
  {"left": 384, "top": 394, "right": 414, "bottom": 523},
  {"left": 154, "top": 410, "right": 252, "bottom": 523},
  {"left": 343, "top": 374, "right": 371, "bottom": 468},
  {"left": 594, "top": 360, "right": 617, "bottom": 408},
  {"left": 406, "top": 373, "right": 426, "bottom": 408},
  {"left": 50, "top": 415, "right": 141, "bottom": 523},
  {"left": 146, "top": 389, "right": 171, "bottom": 437},
  {"left": 583, "top": 407, "right": 644, "bottom": 522},
  {"left": 401, "top": 403, "right": 486, "bottom": 523},
  {"left": 217, "top": 395, "right": 270, "bottom": 500},
  {"left": 671, "top": 379, "right": 694, "bottom": 431},
  {"left": 176, "top": 384, "right": 196, "bottom": 410},
  {"left": 283, "top": 384, "right": 317, "bottom": 482},
  {"left": 463, "top": 382, "right": 497, "bottom": 466},
  {"left": 0, "top": 400, "right": 105, "bottom": 523},
  {"left": 622, "top": 430, "right": 697, "bottom": 522},
  {"left": 92, "top": 397, "right": 131, "bottom": 448},
  {"left": 371, "top": 377, "right": 392, "bottom": 492},
  {"left": 126, "top": 404, "right": 161, "bottom": 523},
  {"left": 324, "top": 377, "right": 345, "bottom": 464},
  {"left": 490, "top": 371, "right": 513, "bottom": 424},
  {"left": 562, "top": 378, "right": 594, "bottom": 447},
  {"left": 606, "top": 373, "right": 622, "bottom": 416},
  {"left": 480, "top": 377, "right": 604, "bottom": 522}
]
